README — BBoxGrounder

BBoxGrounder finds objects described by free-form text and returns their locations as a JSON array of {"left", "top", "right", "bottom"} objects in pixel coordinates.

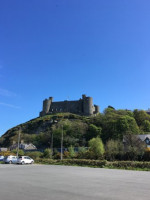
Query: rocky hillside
[{"left": 0, "top": 113, "right": 92, "bottom": 148}]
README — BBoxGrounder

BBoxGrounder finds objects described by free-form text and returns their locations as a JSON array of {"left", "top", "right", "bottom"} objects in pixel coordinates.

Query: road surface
[{"left": 0, "top": 164, "right": 150, "bottom": 200}]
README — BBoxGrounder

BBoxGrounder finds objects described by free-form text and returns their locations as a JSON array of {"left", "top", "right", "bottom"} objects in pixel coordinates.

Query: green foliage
[
  {"left": 0, "top": 151, "right": 15, "bottom": 156},
  {"left": 133, "top": 109, "right": 150, "bottom": 127},
  {"left": 105, "top": 140, "right": 124, "bottom": 161},
  {"left": 141, "top": 120, "right": 150, "bottom": 132},
  {"left": 101, "top": 109, "right": 139, "bottom": 142},
  {"left": 11, "top": 149, "right": 24, "bottom": 156},
  {"left": 88, "top": 137, "right": 105, "bottom": 159},
  {"left": 25, "top": 151, "right": 43, "bottom": 159},
  {"left": 68, "top": 146, "right": 76, "bottom": 158},
  {"left": 1, "top": 109, "right": 150, "bottom": 156},
  {"left": 35, "top": 158, "right": 107, "bottom": 167},
  {"left": 123, "top": 134, "right": 146, "bottom": 160},
  {"left": 43, "top": 148, "right": 53, "bottom": 159},
  {"left": 35, "top": 158, "right": 150, "bottom": 170},
  {"left": 85, "top": 124, "right": 102, "bottom": 141},
  {"left": 106, "top": 161, "right": 150, "bottom": 170}
]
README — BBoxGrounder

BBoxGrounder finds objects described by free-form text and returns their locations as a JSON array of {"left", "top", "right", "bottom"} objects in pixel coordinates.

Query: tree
[
  {"left": 141, "top": 120, "right": 150, "bottom": 132},
  {"left": 105, "top": 139, "right": 124, "bottom": 161},
  {"left": 88, "top": 137, "right": 105, "bottom": 159},
  {"left": 116, "top": 115, "right": 139, "bottom": 136},
  {"left": 133, "top": 109, "right": 150, "bottom": 127},
  {"left": 85, "top": 124, "right": 102, "bottom": 141},
  {"left": 43, "top": 148, "right": 52, "bottom": 159},
  {"left": 123, "top": 134, "right": 146, "bottom": 160},
  {"left": 68, "top": 146, "right": 76, "bottom": 158}
]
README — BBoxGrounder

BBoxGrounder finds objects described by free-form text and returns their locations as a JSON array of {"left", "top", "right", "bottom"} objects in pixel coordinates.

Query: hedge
[
  {"left": 35, "top": 158, "right": 107, "bottom": 167},
  {"left": 35, "top": 158, "right": 150, "bottom": 170}
]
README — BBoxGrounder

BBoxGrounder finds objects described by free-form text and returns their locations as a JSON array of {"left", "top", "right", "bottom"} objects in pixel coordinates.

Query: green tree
[
  {"left": 88, "top": 137, "right": 105, "bottom": 159},
  {"left": 85, "top": 124, "right": 102, "bottom": 141},
  {"left": 105, "top": 139, "right": 124, "bottom": 161},
  {"left": 141, "top": 120, "right": 150, "bottom": 132},
  {"left": 117, "top": 115, "right": 139, "bottom": 136},
  {"left": 123, "top": 134, "right": 146, "bottom": 160},
  {"left": 133, "top": 109, "right": 150, "bottom": 127},
  {"left": 43, "top": 148, "right": 52, "bottom": 159},
  {"left": 68, "top": 146, "right": 76, "bottom": 158}
]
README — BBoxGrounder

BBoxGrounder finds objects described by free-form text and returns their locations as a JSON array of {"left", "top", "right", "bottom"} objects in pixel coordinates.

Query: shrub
[
  {"left": 43, "top": 148, "right": 53, "bottom": 159},
  {"left": 105, "top": 140, "right": 124, "bottom": 161},
  {"left": 68, "top": 146, "right": 76, "bottom": 158},
  {"left": 11, "top": 149, "right": 24, "bottom": 156},
  {"left": 25, "top": 151, "right": 43, "bottom": 159},
  {"left": 76, "top": 147, "right": 87, "bottom": 159},
  {"left": 88, "top": 137, "right": 105, "bottom": 159},
  {"left": 63, "top": 151, "right": 70, "bottom": 158},
  {"left": 0, "top": 151, "right": 15, "bottom": 156}
]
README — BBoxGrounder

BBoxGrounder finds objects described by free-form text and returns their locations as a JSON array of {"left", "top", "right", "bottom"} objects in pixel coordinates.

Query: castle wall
[
  {"left": 39, "top": 95, "right": 99, "bottom": 117},
  {"left": 49, "top": 100, "right": 83, "bottom": 114}
]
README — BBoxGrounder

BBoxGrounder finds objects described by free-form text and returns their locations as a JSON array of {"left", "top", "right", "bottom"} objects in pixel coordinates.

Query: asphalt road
[{"left": 0, "top": 164, "right": 150, "bottom": 200}]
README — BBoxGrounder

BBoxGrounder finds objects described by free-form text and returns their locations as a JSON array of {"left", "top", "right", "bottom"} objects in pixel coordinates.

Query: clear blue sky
[{"left": 0, "top": 0, "right": 150, "bottom": 136}]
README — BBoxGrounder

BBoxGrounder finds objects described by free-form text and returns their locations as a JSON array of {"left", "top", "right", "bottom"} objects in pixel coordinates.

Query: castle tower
[
  {"left": 41, "top": 97, "right": 53, "bottom": 116},
  {"left": 82, "top": 95, "right": 93, "bottom": 115}
]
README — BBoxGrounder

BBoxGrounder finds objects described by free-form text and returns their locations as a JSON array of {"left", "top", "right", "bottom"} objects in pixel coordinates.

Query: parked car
[
  {"left": 17, "top": 156, "right": 34, "bottom": 165},
  {"left": 0, "top": 156, "right": 4, "bottom": 161},
  {"left": 4, "top": 155, "right": 18, "bottom": 164}
]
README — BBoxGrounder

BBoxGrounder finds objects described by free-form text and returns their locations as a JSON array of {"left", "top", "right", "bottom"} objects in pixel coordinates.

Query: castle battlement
[{"left": 39, "top": 94, "right": 99, "bottom": 117}]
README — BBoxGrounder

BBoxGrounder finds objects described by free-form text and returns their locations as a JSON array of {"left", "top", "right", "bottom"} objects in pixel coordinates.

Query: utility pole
[
  {"left": 50, "top": 132, "right": 53, "bottom": 156},
  {"left": 16, "top": 128, "right": 21, "bottom": 157},
  {"left": 60, "top": 124, "right": 63, "bottom": 160}
]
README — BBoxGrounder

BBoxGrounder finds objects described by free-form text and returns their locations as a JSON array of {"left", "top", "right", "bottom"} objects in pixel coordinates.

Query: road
[{"left": 0, "top": 164, "right": 150, "bottom": 200}]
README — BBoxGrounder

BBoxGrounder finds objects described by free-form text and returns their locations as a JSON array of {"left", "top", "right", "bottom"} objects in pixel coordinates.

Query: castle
[{"left": 39, "top": 94, "right": 99, "bottom": 117}]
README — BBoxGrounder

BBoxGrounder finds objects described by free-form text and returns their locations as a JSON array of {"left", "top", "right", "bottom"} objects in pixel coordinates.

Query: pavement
[{"left": 0, "top": 164, "right": 150, "bottom": 200}]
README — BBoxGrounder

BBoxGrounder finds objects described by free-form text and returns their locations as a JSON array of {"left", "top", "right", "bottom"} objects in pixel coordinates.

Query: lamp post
[
  {"left": 16, "top": 128, "right": 21, "bottom": 157},
  {"left": 50, "top": 120, "right": 58, "bottom": 156},
  {"left": 50, "top": 132, "right": 53, "bottom": 155},
  {"left": 61, "top": 124, "right": 63, "bottom": 160},
  {"left": 50, "top": 120, "right": 63, "bottom": 160}
]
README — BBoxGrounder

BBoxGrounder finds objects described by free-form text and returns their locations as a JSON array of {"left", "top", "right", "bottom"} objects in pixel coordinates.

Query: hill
[{"left": 1, "top": 108, "right": 150, "bottom": 149}]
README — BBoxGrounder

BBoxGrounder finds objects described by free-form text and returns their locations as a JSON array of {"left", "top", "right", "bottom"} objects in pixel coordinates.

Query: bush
[
  {"left": 76, "top": 147, "right": 87, "bottom": 159},
  {"left": 25, "top": 151, "right": 43, "bottom": 159},
  {"left": 105, "top": 140, "right": 124, "bottom": 161},
  {"left": 63, "top": 151, "right": 70, "bottom": 158},
  {"left": 68, "top": 146, "right": 76, "bottom": 158},
  {"left": 11, "top": 149, "right": 24, "bottom": 156},
  {"left": 34, "top": 158, "right": 150, "bottom": 170},
  {"left": 43, "top": 148, "right": 53, "bottom": 159},
  {"left": 88, "top": 137, "right": 105, "bottom": 159},
  {"left": 0, "top": 151, "right": 15, "bottom": 156},
  {"left": 106, "top": 161, "right": 150, "bottom": 169},
  {"left": 35, "top": 158, "right": 107, "bottom": 167}
]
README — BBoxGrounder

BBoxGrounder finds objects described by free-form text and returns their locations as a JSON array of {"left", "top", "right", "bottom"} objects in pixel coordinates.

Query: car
[
  {"left": 17, "top": 156, "right": 34, "bottom": 165},
  {"left": 4, "top": 155, "right": 18, "bottom": 164},
  {"left": 0, "top": 156, "right": 4, "bottom": 161}
]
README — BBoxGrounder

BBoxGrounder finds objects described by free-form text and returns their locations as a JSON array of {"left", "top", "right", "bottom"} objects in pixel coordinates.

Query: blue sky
[{"left": 0, "top": 0, "right": 150, "bottom": 136}]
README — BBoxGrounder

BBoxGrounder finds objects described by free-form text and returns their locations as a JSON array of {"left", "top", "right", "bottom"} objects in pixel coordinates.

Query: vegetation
[
  {"left": 1, "top": 108, "right": 150, "bottom": 167},
  {"left": 35, "top": 158, "right": 150, "bottom": 171}
]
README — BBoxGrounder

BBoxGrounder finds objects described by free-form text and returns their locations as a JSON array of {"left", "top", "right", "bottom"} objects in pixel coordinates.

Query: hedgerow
[{"left": 35, "top": 158, "right": 150, "bottom": 170}]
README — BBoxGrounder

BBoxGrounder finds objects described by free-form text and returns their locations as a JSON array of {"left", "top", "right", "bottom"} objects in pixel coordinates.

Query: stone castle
[{"left": 39, "top": 94, "right": 99, "bottom": 117}]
